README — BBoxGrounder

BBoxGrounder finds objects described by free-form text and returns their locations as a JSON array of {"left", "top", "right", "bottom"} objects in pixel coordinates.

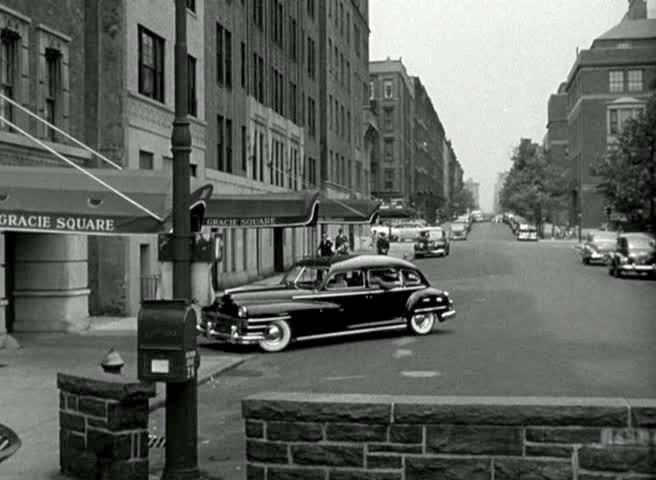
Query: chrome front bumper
[
  {"left": 197, "top": 322, "right": 263, "bottom": 345},
  {"left": 617, "top": 263, "right": 656, "bottom": 273}
]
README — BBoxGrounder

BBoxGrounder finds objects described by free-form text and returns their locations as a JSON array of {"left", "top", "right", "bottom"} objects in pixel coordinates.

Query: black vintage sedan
[
  {"left": 199, "top": 255, "right": 455, "bottom": 352},
  {"left": 608, "top": 233, "right": 656, "bottom": 278}
]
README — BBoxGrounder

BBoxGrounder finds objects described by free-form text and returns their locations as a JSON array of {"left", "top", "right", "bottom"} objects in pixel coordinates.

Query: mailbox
[{"left": 138, "top": 300, "right": 198, "bottom": 383}]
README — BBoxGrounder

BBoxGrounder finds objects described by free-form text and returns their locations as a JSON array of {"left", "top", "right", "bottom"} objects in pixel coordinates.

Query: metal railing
[{"left": 140, "top": 275, "right": 160, "bottom": 301}]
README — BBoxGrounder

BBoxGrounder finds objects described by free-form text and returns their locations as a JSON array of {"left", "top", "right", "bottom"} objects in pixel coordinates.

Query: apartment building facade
[
  {"left": 464, "top": 178, "right": 480, "bottom": 210},
  {"left": 411, "top": 76, "right": 445, "bottom": 223},
  {"left": 563, "top": 7, "right": 656, "bottom": 228},
  {"left": 369, "top": 58, "right": 414, "bottom": 205}
]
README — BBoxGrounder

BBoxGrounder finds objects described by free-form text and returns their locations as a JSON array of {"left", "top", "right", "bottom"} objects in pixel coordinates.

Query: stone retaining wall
[
  {"left": 58, "top": 372, "right": 155, "bottom": 480},
  {"left": 242, "top": 393, "right": 656, "bottom": 480}
]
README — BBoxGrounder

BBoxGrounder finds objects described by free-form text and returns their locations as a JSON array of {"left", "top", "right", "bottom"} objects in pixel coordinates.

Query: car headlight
[{"left": 237, "top": 306, "right": 248, "bottom": 318}]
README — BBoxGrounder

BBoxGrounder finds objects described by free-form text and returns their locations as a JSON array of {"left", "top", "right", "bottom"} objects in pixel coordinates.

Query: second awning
[
  {"left": 318, "top": 197, "right": 381, "bottom": 224},
  {"left": 203, "top": 190, "right": 320, "bottom": 228}
]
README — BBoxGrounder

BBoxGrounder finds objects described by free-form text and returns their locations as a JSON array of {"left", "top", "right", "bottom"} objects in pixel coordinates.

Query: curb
[{"left": 148, "top": 356, "right": 250, "bottom": 413}]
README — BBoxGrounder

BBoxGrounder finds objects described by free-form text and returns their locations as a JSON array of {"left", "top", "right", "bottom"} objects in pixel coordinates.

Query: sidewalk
[{"left": 0, "top": 274, "right": 284, "bottom": 480}]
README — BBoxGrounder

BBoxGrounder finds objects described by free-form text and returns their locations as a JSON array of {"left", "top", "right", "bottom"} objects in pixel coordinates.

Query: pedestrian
[
  {"left": 317, "top": 233, "right": 334, "bottom": 257},
  {"left": 335, "top": 228, "right": 349, "bottom": 255},
  {"left": 376, "top": 232, "right": 390, "bottom": 255}
]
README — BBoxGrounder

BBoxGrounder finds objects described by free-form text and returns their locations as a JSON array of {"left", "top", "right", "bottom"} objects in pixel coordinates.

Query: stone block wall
[
  {"left": 57, "top": 372, "right": 156, "bottom": 480},
  {"left": 242, "top": 393, "right": 656, "bottom": 480}
]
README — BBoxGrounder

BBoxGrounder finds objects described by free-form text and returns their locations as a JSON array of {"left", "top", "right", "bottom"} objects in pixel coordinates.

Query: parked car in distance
[
  {"left": 450, "top": 222, "right": 468, "bottom": 240},
  {"left": 516, "top": 224, "right": 538, "bottom": 241},
  {"left": 608, "top": 233, "right": 656, "bottom": 278},
  {"left": 414, "top": 227, "right": 450, "bottom": 258},
  {"left": 580, "top": 230, "right": 617, "bottom": 265},
  {"left": 198, "top": 255, "right": 455, "bottom": 352}
]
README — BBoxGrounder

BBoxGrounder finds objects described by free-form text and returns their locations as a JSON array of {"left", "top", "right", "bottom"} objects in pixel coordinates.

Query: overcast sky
[{"left": 369, "top": 0, "right": 628, "bottom": 211}]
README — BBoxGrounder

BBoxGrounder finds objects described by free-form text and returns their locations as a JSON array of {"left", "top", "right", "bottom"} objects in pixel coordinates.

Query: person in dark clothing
[
  {"left": 335, "top": 228, "right": 350, "bottom": 255},
  {"left": 317, "top": 233, "right": 334, "bottom": 256},
  {"left": 376, "top": 232, "right": 390, "bottom": 255}
]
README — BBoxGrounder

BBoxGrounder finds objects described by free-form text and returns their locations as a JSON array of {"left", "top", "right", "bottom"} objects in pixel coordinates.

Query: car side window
[
  {"left": 401, "top": 269, "right": 423, "bottom": 286},
  {"left": 368, "top": 268, "right": 402, "bottom": 288},
  {"left": 325, "top": 270, "right": 365, "bottom": 290}
]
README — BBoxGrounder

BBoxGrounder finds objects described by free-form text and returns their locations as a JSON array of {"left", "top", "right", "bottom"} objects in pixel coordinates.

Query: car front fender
[{"left": 404, "top": 287, "right": 447, "bottom": 317}]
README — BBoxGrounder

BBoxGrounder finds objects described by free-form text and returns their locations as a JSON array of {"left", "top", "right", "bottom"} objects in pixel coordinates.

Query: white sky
[{"left": 369, "top": 0, "right": 629, "bottom": 211}]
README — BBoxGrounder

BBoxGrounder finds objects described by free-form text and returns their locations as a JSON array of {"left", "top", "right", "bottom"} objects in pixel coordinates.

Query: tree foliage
[
  {"left": 593, "top": 93, "right": 656, "bottom": 228},
  {"left": 451, "top": 187, "right": 476, "bottom": 215},
  {"left": 499, "top": 139, "right": 571, "bottom": 224}
]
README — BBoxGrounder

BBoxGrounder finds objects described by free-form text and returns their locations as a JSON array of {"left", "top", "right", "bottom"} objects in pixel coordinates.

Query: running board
[{"left": 296, "top": 324, "right": 407, "bottom": 342}]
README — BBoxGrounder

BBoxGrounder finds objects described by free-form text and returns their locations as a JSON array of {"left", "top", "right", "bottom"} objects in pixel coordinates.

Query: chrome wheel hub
[{"left": 264, "top": 325, "right": 283, "bottom": 343}]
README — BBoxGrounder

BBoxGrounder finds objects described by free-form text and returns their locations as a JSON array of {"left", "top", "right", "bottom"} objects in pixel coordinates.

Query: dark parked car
[
  {"left": 414, "top": 227, "right": 450, "bottom": 257},
  {"left": 608, "top": 233, "right": 656, "bottom": 278},
  {"left": 580, "top": 230, "right": 617, "bottom": 265},
  {"left": 199, "top": 255, "right": 455, "bottom": 352}
]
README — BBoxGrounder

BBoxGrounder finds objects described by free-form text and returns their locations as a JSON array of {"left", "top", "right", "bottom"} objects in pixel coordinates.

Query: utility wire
[{"left": 0, "top": 114, "right": 164, "bottom": 222}]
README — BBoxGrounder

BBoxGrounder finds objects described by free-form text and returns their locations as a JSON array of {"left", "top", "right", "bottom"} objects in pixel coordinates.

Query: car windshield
[
  {"left": 281, "top": 265, "right": 328, "bottom": 289},
  {"left": 452, "top": 223, "right": 466, "bottom": 230},
  {"left": 420, "top": 229, "right": 443, "bottom": 240},
  {"left": 592, "top": 233, "right": 616, "bottom": 245},
  {"left": 519, "top": 225, "right": 536, "bottom": 232}
]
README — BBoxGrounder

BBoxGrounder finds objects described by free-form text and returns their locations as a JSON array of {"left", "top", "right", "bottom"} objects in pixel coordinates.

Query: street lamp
[{"left": 164, "top": 0, "right": 198, "bottom": 479}]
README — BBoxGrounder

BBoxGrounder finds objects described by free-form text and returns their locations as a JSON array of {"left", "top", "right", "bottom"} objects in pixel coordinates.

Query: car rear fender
[{"left": 405, "top": 287, "right": 446, "bottom": 317}]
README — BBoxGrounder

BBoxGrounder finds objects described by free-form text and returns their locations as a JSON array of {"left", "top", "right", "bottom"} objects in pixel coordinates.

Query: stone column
[{"left": 12, "top": 233, "right": 90, "bottom": 332}]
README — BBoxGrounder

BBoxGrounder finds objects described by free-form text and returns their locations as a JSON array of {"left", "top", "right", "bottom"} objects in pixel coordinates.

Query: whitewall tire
[
  {"left": 258, "top": 319, "right": 292, "bottom": 353},
  {"left": 408, "top": 312, "right": 436, "bottom": 335}
]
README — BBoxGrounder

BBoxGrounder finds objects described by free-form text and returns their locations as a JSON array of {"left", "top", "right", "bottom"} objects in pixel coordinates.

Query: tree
[
  {"left": 451, "top": 187, "right": 476, "bottom": 216},
  {"left": 499, "top": 139, "right": 571, "bottom": 228},
  {"left": 593, "top": 93, "right": 656, "bottom": 231}
]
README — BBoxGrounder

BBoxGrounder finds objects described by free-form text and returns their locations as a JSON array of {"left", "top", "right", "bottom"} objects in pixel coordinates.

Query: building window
[
  {"left": 627, "top": 70, "right": 643, "bottom": 92},
  {"left": 347, "top": 110, "right": 351, "bottom": 143},
  {"left": 240, "top": 42, "right": 246, "bottom": 88},
  {"left": 346, "top": 12, "right": 350, "bottom": 44},
  {"left": 241, "top": 125, "right": 247, "bottom": 171},
  {"left": 217, "top": 115, "right": 224, "bottom": 171},
  {"left": 226, "top": 119, "right": 233, "bottom": 173},
  {"left": 45, "top": 48, "right": 61, "bottom": 141},
  {"left": 608, "top": 106, "right": 645, "bottom": 136},
  {"left": 253, "top": 0, "right": 264, "bottom": 29},
  {"left": 138, "top": 26, "right": 165, "bottom": 102},
  {"left": 384, "top": 168, "right": 394, "bottom": 190},
  {"left": 139, "top": 150, "right": 154, "bottom": 170},
  {"left": 384, "top": 138, "right": 394, "bottom": 162},
  {"left": 289, "top": 81, "right": 298, "bottom": 124},
  {"left": 187, "top": 55, "right": 197, "bottom": 116},
  {"left": 0, "top": 29, "right": 19, "bottom": 129},
  {"left": 289, "top": 17, "right": 297, "bottom": 61},
  {"left": 271, "top": 0, "right": 283, "bottom": 47},
  {"left": 308, "top": 96, "right": 316, "bottom": 138},
  {"left": 328, "top": 38, "right": 332, "bottom": 73},
  {"left": 307, "top": 0, "right": 315, "bottom": 19},
  {"left": 383, "top": 79, "right": 393, "bottom": 99},
  {"left": 216, "top": 24, "right": 232, "bottom": 88},
  {"left": 354, "top": 24, "right": 360, "bottom": 57},
  {"left": 307, "top": 37, "right": 316, "bottom": 79},
  {"left": 225, "top": 29, "right": 232, "bottom": 88},
  {"left": 609, "top": 70, "right": 623, "bottom": 93},
  {"left": 369, "top": 80, "right": 374, "bottom": 100},
  {"left": 186, "top": 0, "right": 195, "bottom": 11},
  {"left": 329, "top": 95, "right": 333, "bottom": 130},
  {"left": 383, "top": 107, "right": 393, "bottom": 130}
]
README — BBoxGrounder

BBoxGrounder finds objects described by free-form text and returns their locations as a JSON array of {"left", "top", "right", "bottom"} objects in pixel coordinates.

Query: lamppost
[{"left": 164, "top": 0, "right": 198, "bottom": 478}]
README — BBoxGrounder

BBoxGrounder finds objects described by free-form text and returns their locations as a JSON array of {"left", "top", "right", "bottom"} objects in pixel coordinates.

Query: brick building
[
  {"left": 464, "top": 177, "right": 480, "bottom": 210},
  {"left": 411, "top": 76, "right": 446, "bottom": 223},
  {"left": 561, "top": 3, "right": 656, "bottom": 228},
  {"left": 369, "top": 58, "right": 415, "bottom": 205},
  {"left": 1, "top": 0, "right": 375, "bottom": 338}
]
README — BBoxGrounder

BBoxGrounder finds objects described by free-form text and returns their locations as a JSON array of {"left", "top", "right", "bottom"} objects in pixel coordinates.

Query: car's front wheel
[
  {"left": 408, "top": 311, "right": 436, "bottom": 335},
  {"left": 258, "top": 319, "right": 292, "bottom": 352}
]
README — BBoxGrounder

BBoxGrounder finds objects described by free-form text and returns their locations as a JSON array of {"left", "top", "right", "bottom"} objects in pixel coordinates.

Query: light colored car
[
  {"left": 517, "top": 224, "right": 538, "bottom": 241},
  {"left": 450, "top": 222, "right": 468, "bottom": 240}
]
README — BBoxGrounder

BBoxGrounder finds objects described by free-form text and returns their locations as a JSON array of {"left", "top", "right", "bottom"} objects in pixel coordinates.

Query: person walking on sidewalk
[
  {"left": 335, "top": 228, "right": 350, "bottom": 255},
  {"left": 317, "top": 233, "right": 334, "bottom": 257}
]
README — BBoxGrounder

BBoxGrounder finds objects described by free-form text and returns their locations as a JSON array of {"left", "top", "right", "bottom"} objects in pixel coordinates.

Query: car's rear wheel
[
  {"left": 582, "top": 257, "right": 589, "bottom": 265},
  {"left": 408, "top": 311, "right": 436, "bottom": 335},
  {"left": 258, "top": 319, "right": 292, "bottom": 352}
]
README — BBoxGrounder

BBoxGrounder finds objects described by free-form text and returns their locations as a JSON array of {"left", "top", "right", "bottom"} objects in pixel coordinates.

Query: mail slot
[{"left": 138, "top": 300, "right": 198, "bottom": 383}]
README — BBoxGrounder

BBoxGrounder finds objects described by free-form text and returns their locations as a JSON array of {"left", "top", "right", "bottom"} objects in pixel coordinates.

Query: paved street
[{"left": 149, "top": 222, "right": 656, "bottom": 479}]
